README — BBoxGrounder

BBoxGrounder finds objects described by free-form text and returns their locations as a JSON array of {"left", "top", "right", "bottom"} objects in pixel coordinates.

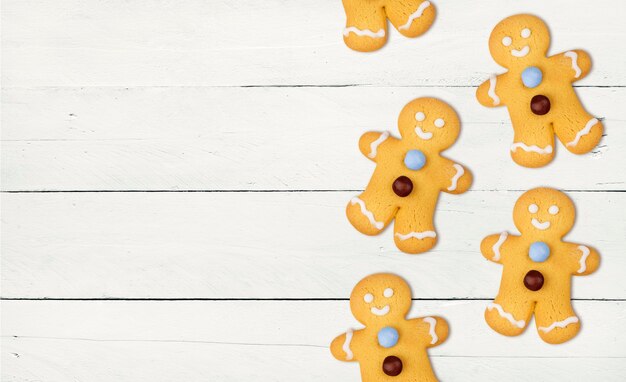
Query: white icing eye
[
  {"left": 383, "top": 288, "right": 394, "bottom": 298},
  {"left": 549, "top": 205, "right": 559, "bottom": 215},
  {"left": 434, "top": 118, "right": 445, "bottom": 128},
  {"left": 415, "top": 112, "right": 425, "bottom": 121},
  {"left": 521, "top": 28, "right": 531, "bottom": 38},
  {"left": 528, "top": 204, "right": 539, "bottom": 213},
  {"left": 363, "top": 293, "right": 374, "bottom": 303},
  {"left": 502, "top": 36, "right": 512, "bottom": 47}
]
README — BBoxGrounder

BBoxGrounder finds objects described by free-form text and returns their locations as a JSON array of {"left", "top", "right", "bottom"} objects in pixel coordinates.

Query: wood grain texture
[
  {"left": 2, "top": 0, "right": 625, "bottom": 87},
  {"left": 1, "top": 86, "right": 620, "bottom": 191},
  {"left": 2, "top": 301, "right": 625, "bottom": 381},
  {"left": 2, "top": 0, "right": 625, "bottom": 380},
  {"left": 3, "top": 191, "right": 624, "bottom": 299}
]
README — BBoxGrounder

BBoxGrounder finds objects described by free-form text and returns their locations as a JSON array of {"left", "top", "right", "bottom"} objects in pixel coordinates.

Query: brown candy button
[
  {"left": 392, "top": 176, "right": 413, "bottom": 197},
  {"left": 524, "top": 270, "right": 544, "bottom": 291},
  {"left": 530, "top": 95, "right": 551, "bottom": 115},
  {"left": 382, "top": 355, "right": 403, "bottom": 377}
]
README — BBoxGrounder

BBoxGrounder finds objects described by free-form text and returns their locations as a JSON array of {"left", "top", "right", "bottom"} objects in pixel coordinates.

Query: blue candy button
[
  {"left": 522, "top": 66, "right": 543, "bottom": 88},
  {"left": 377, "top": 326, "right": 399, "bottom": 348},
  {"left": 404, "top": 150, "right": 426, "bottom": 171},
  {"left": 529, "top": 241, "right": 550, "bottom": 262}
]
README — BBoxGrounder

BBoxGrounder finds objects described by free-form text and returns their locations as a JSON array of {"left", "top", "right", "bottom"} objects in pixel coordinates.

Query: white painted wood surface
[
  {"left": 2, "top": 191, "right": 624, "bottom": 299},
  {"left": 2, "top": 0, "right": 625, "bottom": 380},
  {"left": 2, "top": 86, "right": 621, "bottom": 191},
  {"left": 3, "top": 301, "right": 626, "bottom": 381}
]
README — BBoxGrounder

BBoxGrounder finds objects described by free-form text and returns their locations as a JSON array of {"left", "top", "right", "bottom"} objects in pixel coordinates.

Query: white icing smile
[
  {"left": 511, "top": 45, "right": 530, "bottom": 57},
  {"left": 371, "top": 305, "right": 390, "bottom": 316},
  {"left": 531, "top": 218, "right": 550, "bottom": 230},
  {"left": 415, "top": 127, "right": 433, "bottom": 140}
]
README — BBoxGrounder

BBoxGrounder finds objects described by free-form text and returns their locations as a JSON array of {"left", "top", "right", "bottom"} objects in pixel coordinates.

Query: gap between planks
[
  {"left": 3, "top": 189, "right": 626, "bottom": 193},
  {"left": 2, "top": 298, "right": 624, "bottom": 301}
]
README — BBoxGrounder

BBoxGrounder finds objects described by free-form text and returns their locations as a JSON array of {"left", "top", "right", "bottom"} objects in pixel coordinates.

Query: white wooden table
[{"left": 2, "top": 0, "right": 625, "bottom": 380}]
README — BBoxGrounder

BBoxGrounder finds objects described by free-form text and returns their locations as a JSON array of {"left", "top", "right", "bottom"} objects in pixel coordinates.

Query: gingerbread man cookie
[
  {"left": 481, "top": 187, "right": 600, "bottom": 344},
  {"left": 331, "top": 273, "right": 448, "bottom": 381},
  {"left": 476, "top": 14, "right": 603, "bottom": 168},
  {"left": 347, "top": 98, "right": 472, "bottom": 254},
  {"left": 342, "top": 0, "right": 435, "bottom": 52}
]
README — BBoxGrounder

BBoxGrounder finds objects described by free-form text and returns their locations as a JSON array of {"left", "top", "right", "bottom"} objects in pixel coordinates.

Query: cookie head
[
  {"left": 513, "top": 188, "right": 575, "bottom": 237},
  {"left": 350, "top": 273, "right": 412, "bottom": 325},
  {"left": 489, "top": 14, "right": 550, "bottom": 67},
  {"left": 398, "top": 97, "right": 461, "bottom": 152}
]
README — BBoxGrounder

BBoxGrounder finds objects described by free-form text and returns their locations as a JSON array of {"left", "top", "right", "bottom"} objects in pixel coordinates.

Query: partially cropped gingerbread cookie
[
  {"left": 331, "top": 273, "right": 448, "bottom": 381},
  {"left": 347, "top": 98, "right": 472, "bottom": 254},
  {"left": 341, "top": 0, "right": 435, "bottom": 52},
  {"left": 476, "top": 14, "right": 603, "bottom": 168},
  {"left": 480, "top": 188, "right": 600, "bottom": 344}
]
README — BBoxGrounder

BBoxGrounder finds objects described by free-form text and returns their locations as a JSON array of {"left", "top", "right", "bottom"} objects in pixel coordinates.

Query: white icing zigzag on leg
[
  {"left": 342, "top": 329, "right": 354, "bottom": 360},
  {"left": 538, "top": 316, "right": 579, "bottom": 333},
  {"left": 368, "top": 131, "right": 389, "bottom": 159},
  {"left": 423, "top": 317, "right": 438, "bottom": 344},
  {"left": 492, "top": 231, "right": 508, "bottom": 261},
  {"left": 564, "top": 51, "right": 582, "bottom": 78},
  {"left": 398, "top": 1, "right": 431, "bottom": 30},
  {"left": 350, "top": 197, "right": 384, "bottom": 230},
  {"left": 577, "top": 245, "right": 591, "bottom": 273},
  {"left": 488, "top": 75, "right": 500, "bottom": 106},
  {"left": 511, "top": 142, "right": 553, "bottom": 155},
  {"left": 487, "top": 303, "right": 525, "bottom": 328},
  {"left": 395, "top": 231, "right": 437, "bottom": 241},
  {"left": 447, "top": 164, "right": 464, "bottom": 191},
  {"left": 343, "top": 27, "right": 385, "bottom": 38},
  {"left": 567, "top": 118, "right": 599, "bottom": 147}
]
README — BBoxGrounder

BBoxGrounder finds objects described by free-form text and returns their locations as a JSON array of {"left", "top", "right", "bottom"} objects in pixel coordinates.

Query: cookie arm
[
  {"left": 566, "top": 243, "right": 600, "bottom": 276},
  {"left": 550, "top": 50, "right": 592, "bottom": 82},
  {"left": 358, "top": 131, "right": 396, "bottom": 162},
  {"left": 330, "top": 329, "right": 359, "bottom": 362},
  {"left": 412, "top": 316, "right": 449, "bottom": 347},
  {"left": 481, "top": 232, "right": 517, "bottom": 264},
  {"left": 476, "top": 74, "right": 503, "bottom": 107},
  {"left": 439, "top": 159, "right": 472, "bottom": 194}
]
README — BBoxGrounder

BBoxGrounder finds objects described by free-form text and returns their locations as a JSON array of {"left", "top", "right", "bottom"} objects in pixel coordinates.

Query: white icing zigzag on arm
[
  {"left": 447, "top": 164, "right": 464, "bottom": 191},
  {"left": 398, "top": 1, "right": 431, "bottom": 30},
  {"left": 343, "top": 329, "right": 354, "bottom": 360},
  {"left": 492, "top": 231, "right": 508, "bottom": 261},
  {"left": 564, "top": 51, "right": 582, "bottom": 78},
  {"left": 487, "top": 303, "right": 525, "bottom": 328},
  {"left": 395, "top": 231, "right": 437, "bottom": 241},
  {"left": 343, "top": 27, "right": 385, "bottom": 38},
  {"left": 423, "top": 317, "right": 438, "bottom": 344},
  {"left": 488, "top": 75, "right": 500, "bottom": 106},
  {"left": 350, "top": 197, "right": 384, "bottom": 230},
  {"left": 577, "top": 245, "right": 591, "bottom": 273},
  {"left": 567, "top": 118, "right": 599, "bottom": 147},
  {"left": 368, "top": 131, "right": 389, "bottom": 159},
  {"left": 511, "top": 142, "right": 553, "bottom": 155},
  {"left": 538, "top": 316, "right": 579, "bottom": 333}
]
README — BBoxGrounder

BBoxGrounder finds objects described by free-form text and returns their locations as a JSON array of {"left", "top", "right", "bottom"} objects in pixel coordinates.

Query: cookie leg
[
  {"left": 385, "top": 0, "right": 435, "bottom": 38},
  {"left": 554, "top": 106, "right": 603, "bottom": 155},
  {"left": 485, "top": 294, "right": 533, "bottom": 337},
  {"left": 341, "top": 0, "right": 387, "bottom": 52},
  {"left": 393, "top": 205, "right": 437, "bottom": 254},
  {"left": 534, "top": 299, "right": 580, "bottom": 344},
  {"left": 347, "top": 189, "right": 397, "bottom": 235},
  {"left": 509, "top": 115, "right": 555, "bottom": 168}
]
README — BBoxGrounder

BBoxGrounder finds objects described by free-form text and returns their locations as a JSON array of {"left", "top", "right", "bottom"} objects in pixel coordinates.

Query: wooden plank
[
  {"left": 1, "top": 87, "right": 621, "bottom": 191},
  {"left": 2, "top": 0, "right": 625, "bottom": 87},
  {"left": 2, "top": 191, "right": 624, "bottom": 299},
  {"left": 2, "top": 301, "right": 625, "bottom": 381}
]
